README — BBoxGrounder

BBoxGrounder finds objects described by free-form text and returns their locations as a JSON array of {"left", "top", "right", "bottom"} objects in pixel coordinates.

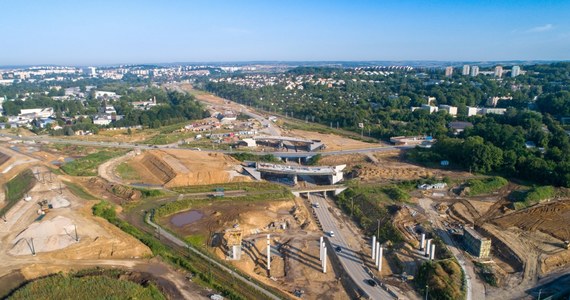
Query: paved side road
[{"left": 145, "top": 213, "right": 281, "bottom": 300}]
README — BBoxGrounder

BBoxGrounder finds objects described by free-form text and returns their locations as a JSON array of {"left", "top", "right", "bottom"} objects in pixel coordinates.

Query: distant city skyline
[{"left": 1, "top": 0, "right": 570, "bottom": 65}]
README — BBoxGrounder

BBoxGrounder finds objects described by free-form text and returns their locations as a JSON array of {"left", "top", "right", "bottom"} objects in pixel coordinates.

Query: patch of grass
[
  {"left": 116, "top": 162, "right": 141, "bottom": 180},
  {"left": 2, "top": 169, "right": 36, "bottom": 216},
  {"left": 63, "top": 182, "right": 97, "bottom": 200},
  {"left": 185, "top": 234, "right": 206, "bottom": 247},
  {"left": 61, "top": 150, "right": 126, "bottom": 176},
  {"left": 8, "top": 271, "right": 165, "bottom": 300},
  {"left": 173, "top": 182, "right": 288, "bottom": 194},
  {"left": 510, "top": 185, "right": 556, "bottom": 210},
  {"left": 144, "top": 132, "right": 195, "bottom": 145},
  {"left": 474, "top": 262, "right": 498, "bottom": 287},
  {"left": 464, "top": 176, "right": 508, "bottom": 196},
  {"left": 135, "top": 188, "right": 166, "bottom": 198},
  {"left": 336, "top": 183, "right": 405, "bottom": 244},
  {"left": 155, "top": 190, "right": 293, "bottom": 218},
  {"left": 229, "top": 152, "right": 280, "bottom": 163},
  {"left": 381, "top": 185, "right": 411, "bottom": 201}
]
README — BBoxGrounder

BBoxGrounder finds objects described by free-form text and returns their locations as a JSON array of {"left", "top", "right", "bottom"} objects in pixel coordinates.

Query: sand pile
[{"left": 10, "top": 216, "right": 78, "bottom": 256}]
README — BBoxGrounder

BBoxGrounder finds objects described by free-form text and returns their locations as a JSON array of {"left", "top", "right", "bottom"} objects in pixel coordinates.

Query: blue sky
[{"left": 1, "top": 0, "right": 569, "bottom": 65}]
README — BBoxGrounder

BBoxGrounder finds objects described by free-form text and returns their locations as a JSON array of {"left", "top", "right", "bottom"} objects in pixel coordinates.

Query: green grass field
[
  {"left": 1, "top": 170, "right": 36, "bottom": 216},
  {"left": 8, "top": 272, "right": 165, "bottom": 300},
  {"left": 464, "top": 176, "right": 508, "bottom": 196},
  {"left": 63, "top": 182, "right": 98, "bottom": 200},
  {"left": 61, "top": 150, "right": 126, "bottom": 176},
  {"left": 116, "top": 162, "right": 141, "bottom": 180}
]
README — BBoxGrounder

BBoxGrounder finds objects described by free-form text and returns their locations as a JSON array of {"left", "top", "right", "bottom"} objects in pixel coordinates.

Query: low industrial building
[{"left": 463, "top": 227, "right": 491, "bottom": 258}]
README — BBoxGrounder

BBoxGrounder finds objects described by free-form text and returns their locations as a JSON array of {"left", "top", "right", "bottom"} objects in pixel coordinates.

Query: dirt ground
[
  {"left": 319, "top": 152, "right": 470, "bottom": 182},
  {"left": 426, "top": 182, "right": 570, "bottom": 299},
  {"left": 160, "top": 196, "right": 349, "bottom": 299},
  {"left": 126, "top": 149, "right": 251, "bottom": 187},
  {"left": 282, "top": 129, "right": 382, "bottom": 151},
  {"left": 0, "top": 165, "right": 152, "bottom": 284}
]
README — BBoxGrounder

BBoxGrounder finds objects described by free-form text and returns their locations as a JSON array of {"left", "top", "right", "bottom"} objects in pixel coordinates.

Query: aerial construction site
[{"left": 0, "top": 88, "right": 569, "bottom": 300}]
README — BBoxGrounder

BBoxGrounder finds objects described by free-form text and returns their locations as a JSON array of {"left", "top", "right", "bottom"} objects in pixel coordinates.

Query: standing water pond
[{"left": 170, "top": 210, "right": 204, "bottom": 227}]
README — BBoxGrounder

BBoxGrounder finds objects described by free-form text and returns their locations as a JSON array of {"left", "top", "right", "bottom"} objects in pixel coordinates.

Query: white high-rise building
[
  {"left": 445, "top": 66, "right": 454, "bottom": 77},
  {"left": 470, "top": 66, "right": 479, "bottom": 76},
  {"left": 462, "top": 65, "right": 470, "bottom": 76},
  {"left": 494, "top": 66, "right": 503, "bottom": 78},
  {"left": 511, "top": 66, "right": 521, "bottom": 77}
]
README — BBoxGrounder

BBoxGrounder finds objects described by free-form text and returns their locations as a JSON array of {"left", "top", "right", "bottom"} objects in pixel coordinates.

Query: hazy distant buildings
[
  {"left": 462, "top": 65, "right": 470, "bottom": 76},
  {"left": 494, "top": 66, "right": 503, "bottom": 78},
  {"left": 470, "top": 66, "right": 479, "bottom": 77},
  {"left": 445, "top": 66, "right": 454, "bottom": 77},
  {"left": 511, "top": 66, "right": 521, "bottom": 77}
]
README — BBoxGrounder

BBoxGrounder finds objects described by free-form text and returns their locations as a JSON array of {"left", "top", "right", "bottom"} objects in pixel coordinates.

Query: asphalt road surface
[{"left": 308, "top": 193, "right": 394, "bottom": 299}]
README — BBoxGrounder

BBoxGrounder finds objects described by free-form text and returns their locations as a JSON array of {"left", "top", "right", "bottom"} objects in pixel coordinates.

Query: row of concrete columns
[
  {"left": 420, "top": 233, "right": 435, "bottom": 260},
  {"left": 371, "top": 236, "right": 383, "bottom": 272}
]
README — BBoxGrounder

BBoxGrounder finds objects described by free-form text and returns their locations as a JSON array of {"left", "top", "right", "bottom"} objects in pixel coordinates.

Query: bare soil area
[{"left": 126, "top": 149, "right": 251, "bottom": 187}]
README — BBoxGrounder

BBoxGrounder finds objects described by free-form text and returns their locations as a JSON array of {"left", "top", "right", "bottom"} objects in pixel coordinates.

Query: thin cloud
[{"left": 526, "top": 24, "right": 554, "bottom": 33}]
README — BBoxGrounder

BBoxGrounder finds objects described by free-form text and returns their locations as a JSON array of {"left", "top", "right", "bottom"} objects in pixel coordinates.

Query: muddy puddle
[{"left": 170, "top": 210, "right": 204, "bottom": 227}]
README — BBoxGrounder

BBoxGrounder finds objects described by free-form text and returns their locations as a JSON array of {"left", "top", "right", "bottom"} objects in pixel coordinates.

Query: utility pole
[{"left": 377, "top": 219, "right": 380, "bottom": 240}]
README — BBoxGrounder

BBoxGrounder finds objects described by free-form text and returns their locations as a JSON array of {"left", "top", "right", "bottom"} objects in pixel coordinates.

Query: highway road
[{"left": 308, "top": 193, "right": 394, "bottom": 299}]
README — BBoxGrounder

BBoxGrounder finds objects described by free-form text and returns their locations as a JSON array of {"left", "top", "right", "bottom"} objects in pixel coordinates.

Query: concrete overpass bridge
[
  {"left": 291, "top": 185, "right": 348, "bottom": 197},
  {"left": 242, "top": 135, "right": 325, "bottom": 151}
]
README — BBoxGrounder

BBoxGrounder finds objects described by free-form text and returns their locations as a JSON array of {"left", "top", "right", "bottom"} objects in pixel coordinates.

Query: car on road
[
  {"left": 335, "top": 246, "right": 342, "bottom": 252},
  {"left": 313, "top": 203, "right": 320, "bottom": 208},
  {"left": 366, "top": 279, "right": 377, "bottom": 287},
  {"left": 328, "top": 231, "right": 335, "bottom": 237}
]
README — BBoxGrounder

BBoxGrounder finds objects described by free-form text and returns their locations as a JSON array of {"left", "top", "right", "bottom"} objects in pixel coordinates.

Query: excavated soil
[
  {"left": 491, "top": 199, "right": 570, "bottom": 242},
  {"left": 129, "top": 149, "right": 251, "bottom": 187}
]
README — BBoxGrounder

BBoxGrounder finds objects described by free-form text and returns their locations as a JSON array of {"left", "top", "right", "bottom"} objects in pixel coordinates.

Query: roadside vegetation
[
  {"left": 1, "top": 169, "right": 36, "bottom": 217},
  {"left": 173, "top": 182, "right": 289, "bottom": 194},
  {"left": 416, "top": 259, "right": 466, "bottom": 300},
  {"left": 61, "top": 149, "right": 126, "bottom": 176},
  {"left": 474, "top": 261, "right": 498, "bottom": 287},
  {"left": 229, "top": 152, "right": 280, "bottom": 163},
  {"left": 335, "top": 183, "right": 406, "bottom": 244},
  {"left": 8, "top": 269, "right": 165, "bottom": 300},
  {"left": 463, "top": 176, "right": 508, "bottom": 196}
]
